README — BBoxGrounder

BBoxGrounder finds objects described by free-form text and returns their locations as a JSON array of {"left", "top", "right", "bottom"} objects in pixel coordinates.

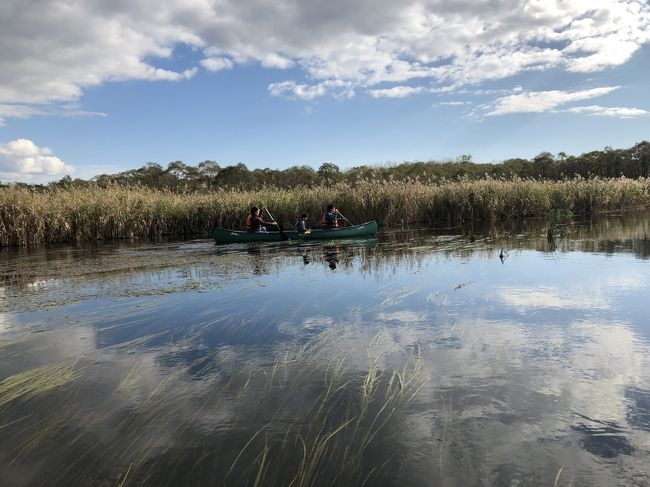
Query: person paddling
[
  {"left": 321, "top": 204, "right": 339, "bottom": 229},
  {"left": 294, "top": 213, "right": 311, "bottom": 234},
  {"left": 245, "top": 206, "right": 277, "bottom": 233}
]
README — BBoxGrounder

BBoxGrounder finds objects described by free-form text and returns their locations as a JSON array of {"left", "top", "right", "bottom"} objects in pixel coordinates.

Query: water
[{"left": 1, "top": 212, "right": 650, "bottom": 486}]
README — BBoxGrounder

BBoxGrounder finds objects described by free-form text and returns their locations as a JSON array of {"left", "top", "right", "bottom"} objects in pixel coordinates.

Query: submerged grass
[
  {"left": 0, "top": 360, "right": 80, "bottom": 407},
  {"left": 0, "top": 327, "right": 426, "bottom": 486},
  {"left": 2, "top": 177, "right": 650, "bottom": 246},
  {"left": 225, "top": 339, "right": 426, "bottom": 487}
]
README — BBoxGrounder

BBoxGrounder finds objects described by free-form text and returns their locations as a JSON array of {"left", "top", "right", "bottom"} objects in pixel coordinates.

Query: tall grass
[{"left": 2, "top": 177, "right": 649, "bottom": 246}]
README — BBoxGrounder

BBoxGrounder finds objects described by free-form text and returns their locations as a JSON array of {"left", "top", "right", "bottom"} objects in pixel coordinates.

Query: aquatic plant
[
  {"left": 0, "top": 360, "right": 80, "bottom": 407},
  {"left": 0, "top": 326, "right": 425, "bottom": 486},
  {"left": 224, "top": 340, "right": 425, "bottom": 487},
  {"left": 1, "top": 177, "right": 650, "bottom": 246}
]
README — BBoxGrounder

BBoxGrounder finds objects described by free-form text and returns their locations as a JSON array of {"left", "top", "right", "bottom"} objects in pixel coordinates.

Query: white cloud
[
  {"left": 0, "top": 139, "right": 74, "bottom": 180},
  {"left": 200, "top": 57, "right": 234, "bottom": 72},
  {"left": 269, "top": 81, "right": 328, "bottom": 100},
  {"left": 437, "top": 101, "right": 471, "bottom": 106},
  {"left": 486, "top": 86, "right": 620, "bottom": 116},
  {"left": 0, "top": 104, "right": 106, "bottom": 126},
  {"left": 0, "top": 0, "right": 649, "bottom": 114},
  {"left": 0, "top": 105, "right": 47, "bottom": 126},
  {"left": 259, "top": 53, "right": 294, "bottom": 69},
  {"left": 269, "top": 80, "right": 354, "bottom": 100},
  {"left": 566, "top": 105, "right": 648, "bottom": 118},
  {"left": 557, "top": 1, "right": 650, "bottom": 72},
  {"left": 368, "top": 86, "right": 426, "bottom": 98}
]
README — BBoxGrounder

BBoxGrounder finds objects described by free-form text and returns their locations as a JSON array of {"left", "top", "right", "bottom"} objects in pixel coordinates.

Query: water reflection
[
  {"left": 323, "top": 244, "right": 340, "bottom": 269},
  {"left": 1, "top": 212, "right": 650, "bottom": 486}
]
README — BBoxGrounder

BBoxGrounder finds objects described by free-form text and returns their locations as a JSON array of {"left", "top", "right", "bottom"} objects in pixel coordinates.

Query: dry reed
[{"left": 1, "top": 177, "right": 649, "bottom": 246}]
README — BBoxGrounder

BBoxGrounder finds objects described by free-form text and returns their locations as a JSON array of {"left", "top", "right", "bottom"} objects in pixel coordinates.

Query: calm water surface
[{"left": 1, "top": 213, "right": 650, "bottom": 486}]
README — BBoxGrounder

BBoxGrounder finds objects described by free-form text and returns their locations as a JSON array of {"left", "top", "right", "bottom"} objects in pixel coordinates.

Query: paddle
[
  {"left": 264, "top": 208, "right": 289, "bottom": 241},
  {"left": 335, "top": 210, "right": 354, "bottom": 227}
]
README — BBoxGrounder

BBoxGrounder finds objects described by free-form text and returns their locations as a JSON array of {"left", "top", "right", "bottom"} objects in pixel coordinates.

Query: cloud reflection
[
  {"left": 499, "top": 286, "right": 611, "bottom": 311},
  {"left": 498, "top": 271, "right": 647, "bottom": 313}
]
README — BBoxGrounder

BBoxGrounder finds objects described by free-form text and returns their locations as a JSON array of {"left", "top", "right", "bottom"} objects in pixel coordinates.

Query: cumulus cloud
[
  {"left": 565, "top": 105, "right": 649, "bottom": 118},
  {"left": 0, "top": 0, "right": 649, "bottom": 115},
  {"left": 200, "top": 57, "right": 234, "bottom": 72},
  {"left": 486, "top": 86, "right": 620, "bottom": 116},
  {"left": 0, "top": 139, "right": 73, "bottom": 180}
]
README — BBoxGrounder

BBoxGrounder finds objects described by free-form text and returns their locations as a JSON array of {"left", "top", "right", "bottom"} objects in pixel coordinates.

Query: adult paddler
[
  {"left": 245, "top": 206, "right": 277, "bottom": 233},
  {"left": 321, "top": 204, "right": 339, "bottom": 229}
]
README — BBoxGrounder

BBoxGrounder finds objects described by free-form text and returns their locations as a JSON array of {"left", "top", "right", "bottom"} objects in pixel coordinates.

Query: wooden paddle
[
  {"left": 335, "top": 210, "right": 354, "bottom": 227},
  {"left": 264, "top": 208, "right": 289, "bottom": 241}
]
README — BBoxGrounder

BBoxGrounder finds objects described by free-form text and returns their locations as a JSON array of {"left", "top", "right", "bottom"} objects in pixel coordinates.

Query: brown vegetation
[{"left": 2, "top": 177, "right": 650, "bottom": 246}]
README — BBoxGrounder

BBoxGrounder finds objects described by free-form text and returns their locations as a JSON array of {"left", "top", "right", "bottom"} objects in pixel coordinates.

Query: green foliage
[
  {"left": 27, "top": 140, "right": 645, "bottom": 193},
  {"left": 317, "top": 162, "right": 343, "bottom": 185}
]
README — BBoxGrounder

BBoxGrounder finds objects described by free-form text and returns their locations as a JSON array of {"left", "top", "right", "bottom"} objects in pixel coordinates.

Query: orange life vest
[{"left": 321, "top": 212, "right": 339, "bottom": 228}]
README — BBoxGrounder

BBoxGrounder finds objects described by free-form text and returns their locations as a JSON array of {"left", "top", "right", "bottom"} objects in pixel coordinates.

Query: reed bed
[{"left": 2, "top": 177, "right": 650, "bottom": 246}]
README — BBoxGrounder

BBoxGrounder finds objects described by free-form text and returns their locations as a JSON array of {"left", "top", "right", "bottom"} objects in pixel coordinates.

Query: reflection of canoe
[{"left": 213, "top": 220, "right": 379, "bottom": 244}]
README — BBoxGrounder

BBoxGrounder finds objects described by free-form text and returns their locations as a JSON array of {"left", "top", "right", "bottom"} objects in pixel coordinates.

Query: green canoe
[{"left": 213, "top": 220, "right": 378, "bottom": 244}]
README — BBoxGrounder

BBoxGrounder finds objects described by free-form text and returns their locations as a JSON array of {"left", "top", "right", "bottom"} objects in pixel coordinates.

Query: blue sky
[{"left": 1, "top": 0, "right": 649, "bottom": 182}]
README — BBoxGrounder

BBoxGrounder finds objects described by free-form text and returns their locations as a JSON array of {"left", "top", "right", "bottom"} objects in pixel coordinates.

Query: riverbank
[{"left": 2, "top": 177, "right": 649, "bottom": 246}]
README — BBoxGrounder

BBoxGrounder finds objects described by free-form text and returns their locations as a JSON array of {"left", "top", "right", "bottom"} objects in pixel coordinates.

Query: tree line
[{"left": 4, "top": 141, "right": 650, "bottom": 191}]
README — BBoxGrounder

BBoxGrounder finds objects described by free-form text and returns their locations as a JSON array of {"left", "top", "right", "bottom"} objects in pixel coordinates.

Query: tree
[
  {"left": 284, "top": 165, "right": 317, "bottom": 187},
  {"left": 50, "top": 175, "right": 73, "bottom": 189},
  {"left": 630, "top": 141, "right": 650, "bottom": 177},
  {"left": 139, "top": 163, "right": 165, "bottom": 188},
  {"left": 166, "top": 161, "right": 191, "bottom": 179},
  {"left": 216, "top": 163, "right": 249, "bottom": 188},
  {"left": 532, "top": 152, "right": 557, "bottom": 178},
  {"left": 166, "top": 161, "right": 191, "bottom": 191},
  {"left": 198, "top": 160, "right": 221, "bottom": 190},
  {"left": 318, "top": 162, "right": 342, "bottom": 185}
]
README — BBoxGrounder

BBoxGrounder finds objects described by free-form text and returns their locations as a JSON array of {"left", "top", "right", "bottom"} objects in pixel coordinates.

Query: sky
[{"left": 1, "top": 0, "right": 650, "bottom": 183}]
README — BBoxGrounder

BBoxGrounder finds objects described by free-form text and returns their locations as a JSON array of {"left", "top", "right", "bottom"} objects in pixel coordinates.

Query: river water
[{"left": 1, "top": 212, "right": 649, "bottom": 486}]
